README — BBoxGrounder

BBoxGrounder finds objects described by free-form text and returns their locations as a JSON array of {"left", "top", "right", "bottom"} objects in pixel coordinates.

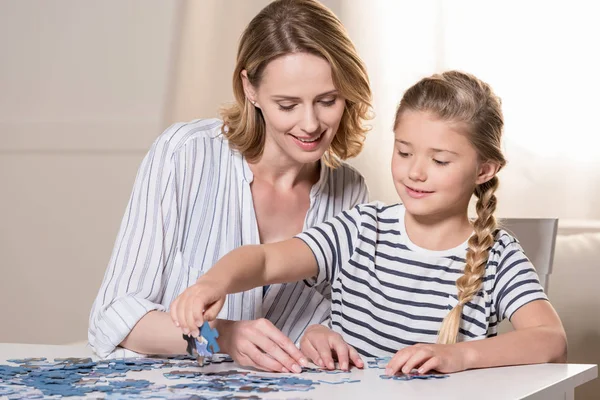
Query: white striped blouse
[
  {"left": 297, "top": 202, "right": 548, "bottom": 357},
  {"left": 88, "top": 118, "right": 369, "bottom": 358}
]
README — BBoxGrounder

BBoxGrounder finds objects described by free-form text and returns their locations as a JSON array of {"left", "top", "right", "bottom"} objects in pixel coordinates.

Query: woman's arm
[
  {"left": 88, "top": 132, "right": 179, "bottom": 358},
  {"left": 170, "top": 238, "right": 318, "bottom": 337},
  {"left": 119, "top": 311, "right": 189, "bottom": 355},
  {"left": 119, "top": 312, "right": 309, "bottom": 374}
]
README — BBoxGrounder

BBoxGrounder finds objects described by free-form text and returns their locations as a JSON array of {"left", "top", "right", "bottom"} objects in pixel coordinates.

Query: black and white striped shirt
[
  {"left": 297, "top": 202, "right": 548, "bottom": 357},
  {"left": 88, "top": 118, "right": 368, "bottom": 358}
]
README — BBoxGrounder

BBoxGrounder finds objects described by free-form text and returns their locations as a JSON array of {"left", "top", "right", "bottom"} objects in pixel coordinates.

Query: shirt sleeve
[
  {"left": 296, "top": 205, "right": 363, "bottom": 288},
  {"left": 352, "top": 171, "right": 369, "bottom": 205},
  {"left": 88, "top": 129, "right": 183, "bottom": 358},
  {"left": 493, "top": 240, "right": 549, "bottom": 322}
]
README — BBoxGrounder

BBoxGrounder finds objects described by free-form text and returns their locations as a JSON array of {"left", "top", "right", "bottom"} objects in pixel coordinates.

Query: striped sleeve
[
  {"left": 493, "top": 241, "right": 549, "bottom": 321},
  {"left": 88, "top": 128, "right": 182, "bottom": 358},
  {"left": 296, "top": 205, "right": 363, "bottom": 287}
]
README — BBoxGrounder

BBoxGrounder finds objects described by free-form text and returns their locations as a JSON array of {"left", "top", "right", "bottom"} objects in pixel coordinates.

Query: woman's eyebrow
[{"left": 271, "top": 90, "right": 338, "bottom": 101}]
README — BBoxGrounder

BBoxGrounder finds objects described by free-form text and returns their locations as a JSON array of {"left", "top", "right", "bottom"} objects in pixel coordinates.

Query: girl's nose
[{"left": 408, "top": 159, "right": 427, "bottom": 181}]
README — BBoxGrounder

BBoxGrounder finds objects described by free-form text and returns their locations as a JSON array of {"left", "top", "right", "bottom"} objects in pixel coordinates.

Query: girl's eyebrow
[
  {"left": 271, "top": 90, "right": 338, "bottom": 101},
  {"left": 395, "top": 139, "right": 458, "bottom": 155}
]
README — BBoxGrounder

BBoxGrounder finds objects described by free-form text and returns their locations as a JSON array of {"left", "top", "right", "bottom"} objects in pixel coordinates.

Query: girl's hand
[
  {"left": 299, "top": 325, "right": 364, "bottom": 371},
  {"left": 170, "top": 278, "right": 226, "bottom": 337},
  {"left": 385, "top": 343, "right": 468, "bottom": 375}
]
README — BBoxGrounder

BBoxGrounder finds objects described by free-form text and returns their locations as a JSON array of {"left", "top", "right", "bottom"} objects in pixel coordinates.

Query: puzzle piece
[
  {"left": 183, "top": 321, "right": 221, "bottom": 362},
  {"left": 200, "top": 321, "right": 220, "bottom": 354},
  {"left": 367, "top": 356, "right": 392, "bottom": 369},
  {"left": 301, "top": 366, "right": 351, "bottom": 374},
  {"left": 317, "top": 378, "right": 361, "bottom": 384},
  {"left": 380, "top": 371, "right": 450, "bottom": 381}
]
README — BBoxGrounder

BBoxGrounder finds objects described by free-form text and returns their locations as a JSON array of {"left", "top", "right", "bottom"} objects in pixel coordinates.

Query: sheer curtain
[
  {"left": 170, "top": 0, "right": 600, "bottom": 220},
  {"left": 339, "top": 0, "right": 600, "bottom": 220}
]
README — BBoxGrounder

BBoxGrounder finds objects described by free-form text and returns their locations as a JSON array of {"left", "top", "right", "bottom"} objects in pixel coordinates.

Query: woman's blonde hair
[
  {"left": 394, "top": 71, "right": 506, "bottom": 344},
  {"left": 220, "top": 0, "right": 372, "bottom": 166}
]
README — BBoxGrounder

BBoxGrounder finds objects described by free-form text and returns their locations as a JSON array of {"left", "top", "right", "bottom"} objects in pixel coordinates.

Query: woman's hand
[
  {"left": 170, "top": 278, "right": 226, "bottom": 337},
  {"left": 385, "top": 343, "right": 468, "bottom": 375},
  {"left": 218, "top": 319, "right": 308, "bottom": 373},
  {"left": 299, "top": 325, "right": 363, "bottom": 371}
]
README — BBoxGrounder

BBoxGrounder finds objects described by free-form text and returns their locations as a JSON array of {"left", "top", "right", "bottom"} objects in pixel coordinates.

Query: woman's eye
[
  {"left": 278, "top": 104, "right": 296, "bottom": 112},
  {"left": 398, "top": 151, "right": 410, "bottom": 157},
  {"left": 320, "top": 98, "right": 337, "bottom": 107}
]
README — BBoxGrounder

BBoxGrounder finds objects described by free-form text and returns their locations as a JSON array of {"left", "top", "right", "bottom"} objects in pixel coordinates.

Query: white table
[{"left": 0, "top": 343, "right": 596, "bottom": 400}]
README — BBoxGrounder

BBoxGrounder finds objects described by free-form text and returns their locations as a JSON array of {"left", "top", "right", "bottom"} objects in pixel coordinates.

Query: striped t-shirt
[
  {"left": 88, "top": 118, "right": 368, "bottom": 359},
  {"left": 296, "top": 202, "right": 548, "bottom": 357}
]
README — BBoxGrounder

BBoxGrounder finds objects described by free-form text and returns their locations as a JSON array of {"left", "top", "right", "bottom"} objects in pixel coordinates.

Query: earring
[{"left": 251, "top": 100, "right": 257, "bottom": 106}]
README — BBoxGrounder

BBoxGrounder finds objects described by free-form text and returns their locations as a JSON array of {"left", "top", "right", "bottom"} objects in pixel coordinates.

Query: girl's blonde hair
[
  {"left": 394, "top": 71, "right": 506, "bottom": 344},
  {"left": 220, "top": 0, "right": 372, "bottom": 167}
]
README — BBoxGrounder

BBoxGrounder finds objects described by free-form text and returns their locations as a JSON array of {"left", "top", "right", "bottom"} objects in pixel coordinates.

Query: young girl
[{"left": 170, "top": 71, "right": 567, "bottom": 376}]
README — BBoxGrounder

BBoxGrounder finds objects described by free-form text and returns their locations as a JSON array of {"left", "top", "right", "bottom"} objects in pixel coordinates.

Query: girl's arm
[
  {"left": 460, "top": 299, "right": 567, "bottom": 369},
  {"left": 386, "top": 300, "right": 567, "bottom": 375},
  {"left": 170, "top": 238, "right": 318, "bottom": 337}
]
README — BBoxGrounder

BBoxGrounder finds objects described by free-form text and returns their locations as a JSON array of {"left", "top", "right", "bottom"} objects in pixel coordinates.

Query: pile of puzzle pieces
[{"left": 0, "top": 355, "right": 356, "bottom": 398}]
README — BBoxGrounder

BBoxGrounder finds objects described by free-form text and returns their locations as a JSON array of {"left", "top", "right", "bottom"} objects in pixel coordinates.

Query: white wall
[{"left": 0, "top": 0, "right": 180, "bottom": 344}]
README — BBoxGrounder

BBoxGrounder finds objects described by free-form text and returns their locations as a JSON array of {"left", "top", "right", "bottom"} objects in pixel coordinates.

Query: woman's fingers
[
  {"left": 253, "top": 328, "right": 303, "bottom": 373},
  {"left": 242, "top": 345, "right": 289, "bottom": 373}
]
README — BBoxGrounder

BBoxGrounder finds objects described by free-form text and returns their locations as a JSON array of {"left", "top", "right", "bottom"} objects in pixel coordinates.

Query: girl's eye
[
  {"left": 433, "top": 159, "right": 450, "bottom": 166},
  {"left": 278, "top": 104, "right": 296, "bottom": 112},
  {"left": 398, "top": 151, "right": 410, "bottom": 157}
]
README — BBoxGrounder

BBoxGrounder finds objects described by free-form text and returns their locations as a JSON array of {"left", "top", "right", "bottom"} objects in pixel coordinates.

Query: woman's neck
[
  {"left": 403, "top": 209, "right": 473, "bottom": 251},
  {"left": 248, "top": 143, "right": 320, "bottom": 190}
]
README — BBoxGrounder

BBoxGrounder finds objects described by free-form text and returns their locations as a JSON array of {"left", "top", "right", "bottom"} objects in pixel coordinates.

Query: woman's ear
[
  {"left": 476, "top": 162, "right": 500, "bottom": 185},
  {"left": 241, "top": 70, "right": 259, "bottom": 107}
]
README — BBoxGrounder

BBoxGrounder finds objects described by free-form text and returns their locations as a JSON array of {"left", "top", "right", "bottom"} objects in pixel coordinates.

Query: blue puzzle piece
[
  {"left": 195, "top": 340, "right": 212, "bottom": 358},
  {"left": 200, "top": 321, "right": 220, "bottom": 354},
  {"left": 380, "top": 372, "right": 449, "bottom": 381}
]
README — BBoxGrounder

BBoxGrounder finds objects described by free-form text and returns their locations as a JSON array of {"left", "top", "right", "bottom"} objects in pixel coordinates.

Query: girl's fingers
[
  {"left": 331, "top": 338, "right": 350, "bottom": 371},
  {"left": 170, "top": 298, "right": 180, "bottom": 327},
  {"left": 385, "top": 349, "right": 412, "bottom": 376},
  {"left": 314, "top": 337, "right": 335, "bottom": 370},
  {"left": 348, "top": 345, "right": 364, "bottom": 369},
  {"left": 417, "top": 357, "right": 440, "bottom": 375},
  {"left": 300, "top": 339, "right": 321, "bottom": 367},
  {"left": 401, "top": 350, "right": 431, "bottom": 374}
]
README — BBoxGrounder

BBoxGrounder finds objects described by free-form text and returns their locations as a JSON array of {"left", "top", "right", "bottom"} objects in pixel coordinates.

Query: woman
[{"left": 89, "top": 0, "right": 372, "bottom": 374}]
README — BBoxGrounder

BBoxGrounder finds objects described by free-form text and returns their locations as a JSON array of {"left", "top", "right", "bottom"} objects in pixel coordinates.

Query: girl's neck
[{"left": 403, "top": 209, "right": 473, "bottom": 252}]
